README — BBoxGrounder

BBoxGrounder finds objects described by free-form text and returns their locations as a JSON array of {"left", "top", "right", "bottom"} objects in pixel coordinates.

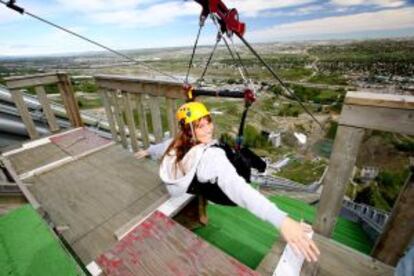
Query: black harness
[{"left": 186, "top": 143, "right": 266, "bottom": 206}]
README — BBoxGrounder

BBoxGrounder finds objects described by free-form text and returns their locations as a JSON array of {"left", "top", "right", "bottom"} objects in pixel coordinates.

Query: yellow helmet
[{"left": 176, "top": 102, "right": 210, "bottom": 124}]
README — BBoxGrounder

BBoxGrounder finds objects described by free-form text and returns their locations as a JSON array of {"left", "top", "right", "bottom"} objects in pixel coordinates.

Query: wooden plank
[
  {"left": 371, "top": 171, "right": 414, "bottom": 266},
  {"left": 257, "top": 233, "right": 394, "bottom": 276},
  {"left": 1, "top": 157, "right": 41, "bottom": 209},
  {"left": 135, "top": 94, "right": 150, "bottom": 148},
  {"left": 57, "top": 73, "right": 83, "bottom": 127},
  {"left": 2, "top": 127, "right": 82, "bottom": 157},
  {"left": 6, "top": 143, "right": 68, "bottom": 175},
  {"left": 5, "top": 73, "right": 59, "bottom": 89},
  {"left": 114, "top": 193, "right": 170, "bottom": 240},
  {"left": 71, "top": 184, "right": 166, "bottom": 263},
  {"left": 95, "top": 78, "right": 185, "bottom": 99},
  {"left": 50, "top": 127, "right": 112, "bottom": 157},
  {"left": 313, "top": 126, "right": 365, "bottom": 237},
  {"left": 339, "top": 104, "right": 414, "bottom": 135},
  {"left": 344, "top": 92, "right": 414, "bottom": 110},
  {"left": 148, "top": 92, "right": 163, "bottom": 143},
  {"left": 10, "top": 89, "right": 39, "bottom": 140},
  {"left": 35, "top": 86, "right": 60, "bottom": 132},
  {"left": 97, "top": 211, "right": 259, "bottom": 276},
  {"left": 111, "top": 91, "right": 128, "bottom": 149},
  {"left": 95, "top": 74, "right": 180, "bottom": 87},
  {"left": 19, "top": 142, "right": 115, "bottom": 180},
  {"left": 99, "top": 90, "right": 118, "bottom": 142},
  {"left": 123, "top": 92, "right": 139, "bottom": 152},
  {"left": 166, "top": 98, "right": 178, "bottom": 138}
]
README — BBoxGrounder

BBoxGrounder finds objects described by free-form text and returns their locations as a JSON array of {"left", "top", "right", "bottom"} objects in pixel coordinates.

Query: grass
[
  {"left": 77, "top": 97, "right": 102, "bottom": 110},
  {"left": 274, "top": 159, "right": 327, "bottom": 184},
  {"left": 279, "top": 68, "right": 313, "bottom": 81},
  {"left": 308, "top": 73, "right": 348, "bottom": 85},
  {"left": 312, "top": 139, "right": 334, "bottom": 158},
  {"left": 290, "top": 84, "right": 345, "bottom": 105}
]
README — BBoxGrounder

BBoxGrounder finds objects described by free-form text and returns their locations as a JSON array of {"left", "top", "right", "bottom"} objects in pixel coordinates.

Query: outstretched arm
[
  {"left": 134, "top": 138, "right": 173, "bottom": 160},
  {"left": 197, "top": 148, "right": 320, "bottom": 262}
]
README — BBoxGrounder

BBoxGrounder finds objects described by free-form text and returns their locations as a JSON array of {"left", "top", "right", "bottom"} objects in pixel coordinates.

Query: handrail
[
  {"left": 95, "top": 75, "right": 183, "bottom": 152},
  {"left": 94, "top": 74, "right": 247, "bottom": 152},
  {"left": 4, "top": 72, "right": 83, "bottom": 140}
]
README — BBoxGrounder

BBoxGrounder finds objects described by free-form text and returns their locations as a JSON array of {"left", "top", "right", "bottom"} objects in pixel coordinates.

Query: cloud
[
  {"left": 55, "top": 0, "right": 158, "bottom": 12},
  {"left": 331, "top": 0, "right": 406, "bottom": 8},
  {"left": 248, "top": 7, "right": 414, "bottom": 41},
  {"left": 225, "top": 0, "right": 317, "bottom": 17},
  {"left": 55, "top": 0, "right": 318, "bottom": 27},
  {"left": 0, "top": 26, "right": 108, "bottom": 56},
  {"left": 89, "top": 1, "right": 200, "bottom": 27}
]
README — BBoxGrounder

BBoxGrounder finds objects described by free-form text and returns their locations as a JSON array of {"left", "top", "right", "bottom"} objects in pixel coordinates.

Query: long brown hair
[{"left": 162, "top": 115, "right": 212, "bottom": 165}]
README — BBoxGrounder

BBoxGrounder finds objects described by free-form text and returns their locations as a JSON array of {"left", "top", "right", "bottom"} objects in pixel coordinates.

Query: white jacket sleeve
[
  {"left": 196, "top": 147, "right": 287, "bottom": 229},
  {"left": 147, "top": 138, "right": 173, "bottom": 160}
]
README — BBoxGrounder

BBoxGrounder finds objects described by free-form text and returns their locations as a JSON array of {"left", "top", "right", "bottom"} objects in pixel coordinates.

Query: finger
[
  {"left": 301, "top": 238, "right": 319, "bottom": 262},
  {"left": 309, "top": 239, "right": 320, "bottom": 257},
  {"left": 297, "top": 238, "right": 312, "bottom": 262}
]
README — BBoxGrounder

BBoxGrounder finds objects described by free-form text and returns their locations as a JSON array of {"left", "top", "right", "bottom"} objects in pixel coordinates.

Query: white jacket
[{"left": 159, "top": 140, "right": 287, "bottom": 229}]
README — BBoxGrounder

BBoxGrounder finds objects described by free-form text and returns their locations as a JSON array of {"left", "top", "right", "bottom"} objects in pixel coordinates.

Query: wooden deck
[{"left": 3, "top": 128, "right": 167, "bottom": 263}]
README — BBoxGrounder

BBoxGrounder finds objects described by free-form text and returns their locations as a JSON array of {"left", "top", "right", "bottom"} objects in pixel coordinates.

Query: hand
[
  {"left": 134, "top": 149, "right": 149, "bottom": 160},
  {"left": 280, "top": 217, "right": 320, "bottom": 262}
]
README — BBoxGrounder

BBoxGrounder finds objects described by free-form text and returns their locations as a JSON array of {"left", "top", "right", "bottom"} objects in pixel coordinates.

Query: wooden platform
[
  {"left": 96, "top": 211, "right": 258, "bottom": 276},
  {"left": 2, "top": 128, "right": 168, "bottom": 264}
]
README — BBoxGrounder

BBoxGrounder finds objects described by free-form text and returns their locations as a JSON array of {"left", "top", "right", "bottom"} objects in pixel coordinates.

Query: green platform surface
[
  {"left": 194, "top": 195, "right": 373, "bottom": 269},
  {"left": 0, "top": 205, "right": 84, "bottom": 276}
]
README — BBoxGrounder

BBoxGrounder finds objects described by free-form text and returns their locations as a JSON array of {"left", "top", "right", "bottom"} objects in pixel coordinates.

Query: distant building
[
  {"left": 360, "top": 166, "right": 379, "bottom": 182},
  {"left": 268, "top": 132, "right": 282, "bottom": 148},
  {"left": 269, "top": 157, "right": 290, "bottom": 171}
]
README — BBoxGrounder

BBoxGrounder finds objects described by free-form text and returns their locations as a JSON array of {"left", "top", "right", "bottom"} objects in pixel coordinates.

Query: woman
[{"left": 139, "top": 101, "right": 320, "bottom": 262}]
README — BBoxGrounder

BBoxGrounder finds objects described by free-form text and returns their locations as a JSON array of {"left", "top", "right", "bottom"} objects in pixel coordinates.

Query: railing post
[
  {"left": 135, "top": 94, "right": 150, "bottom": 148},
  {"left": 34, "top": 85, "right": 60, "bottom": 133},
  {"left": 372, "top": 171, "right": 414, "bottom": 266},
  {"left": 166, "top": 98, "right": 178, "bottom": 138},
  {"left": 100, "top": 89, "right": 118, "bottom": 142},
  {"left": 313, "top": 125, "right": 365, "bottom": 237},
  {"left": 10, "top": 89, "right": 39, "bottom": 139},
  {"left": 149, "top": 96, "right": 163, "bottom": 143},
  {"left": 57, "top": 73, "right": 83, "bottom": 127},
  {"left": 147, "top": 84, "right": 163, "bottom": 143},
  {"left": 123, "top": 92, "right": 139, "bottom": 152},
  {"left": 111, "top": 90, "right": 128, "bottom": 149}
]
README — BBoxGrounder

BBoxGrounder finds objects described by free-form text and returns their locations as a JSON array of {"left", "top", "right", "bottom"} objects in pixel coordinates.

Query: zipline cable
[
  {"left": 237, "top": 34, "right": 324, "bottom": 129},
  {"left": 185, "top": 17, "right": 206, "bottom": 85},
  {"left": 0, "top": 0, "right": 180, "bottom": 82},
  {"left": 196, "top": 31, "right": 221, "bottom": 86}
]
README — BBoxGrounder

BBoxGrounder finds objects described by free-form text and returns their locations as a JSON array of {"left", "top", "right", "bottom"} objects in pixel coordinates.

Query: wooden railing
[
  {"left": 4, "top": 72, "right": 83, "bottom": 139},
  {"left": 95, "top": 75, "right": 185, "bottom": 152}
]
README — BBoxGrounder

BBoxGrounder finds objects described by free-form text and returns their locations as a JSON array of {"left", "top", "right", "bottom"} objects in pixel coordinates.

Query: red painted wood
[
  {"left": 96, "top": 211, "right": 259, "bottom": 276},
  {"left": 50, "top": 128, "right": 111, "bottom": 156}
]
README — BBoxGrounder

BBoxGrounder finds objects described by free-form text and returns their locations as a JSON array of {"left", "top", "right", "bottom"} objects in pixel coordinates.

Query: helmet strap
[{"left": 189, "top": 122, "right": 198, "bottom": 143}]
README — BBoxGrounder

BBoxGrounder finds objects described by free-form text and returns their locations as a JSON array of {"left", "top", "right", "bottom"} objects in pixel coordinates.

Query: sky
[{"left": 0, "top": 0, "right": 414, "bottom": 56}]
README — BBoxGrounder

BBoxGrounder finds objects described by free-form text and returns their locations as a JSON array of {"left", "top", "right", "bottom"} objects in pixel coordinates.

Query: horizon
[
  {"left": 1, "top": 36, "right": 414, "bottom": 60},
  {"left": 1, "top": 0, "right": 414, "bottom": 57}
]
